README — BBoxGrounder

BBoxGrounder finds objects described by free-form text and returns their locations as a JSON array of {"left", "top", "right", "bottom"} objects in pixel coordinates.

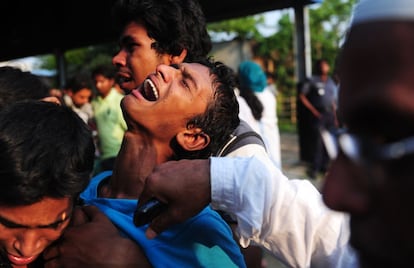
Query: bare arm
[{"left": 299, "top": 93, "right": 321, "bottom": 118}]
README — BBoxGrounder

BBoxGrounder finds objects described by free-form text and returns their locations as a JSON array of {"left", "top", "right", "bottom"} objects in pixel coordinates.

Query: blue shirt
[{"left": 80, "top": 171, "right": 246, "bottom": 268}]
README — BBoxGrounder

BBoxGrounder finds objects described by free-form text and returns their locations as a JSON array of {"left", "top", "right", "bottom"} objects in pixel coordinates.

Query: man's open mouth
[{"left": 141, "top": 78, "right": 159, "bottom": 101}]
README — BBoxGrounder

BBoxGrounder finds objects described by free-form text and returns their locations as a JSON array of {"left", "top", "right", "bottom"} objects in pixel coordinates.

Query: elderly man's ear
[{"left": 176, "top": 128, "right": 210, "bottom": 151}]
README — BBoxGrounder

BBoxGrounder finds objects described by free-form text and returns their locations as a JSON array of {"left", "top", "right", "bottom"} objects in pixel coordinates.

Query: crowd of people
[{"left": 1, "top": 0, "right": 413, "bottom": 267}]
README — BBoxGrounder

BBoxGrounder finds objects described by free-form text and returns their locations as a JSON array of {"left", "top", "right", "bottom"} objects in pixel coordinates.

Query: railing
[{"left": 277, "top": 95, "right": 297, "bottom": 124}]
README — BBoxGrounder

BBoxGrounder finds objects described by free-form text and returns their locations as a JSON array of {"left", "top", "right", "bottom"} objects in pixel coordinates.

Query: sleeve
[{"left": 210, "top": 156, "right": 358, "bottom": 268}]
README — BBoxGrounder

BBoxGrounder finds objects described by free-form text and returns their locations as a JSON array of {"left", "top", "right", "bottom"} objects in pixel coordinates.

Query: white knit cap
[{"left": 351, "top": 0, "right": 414, "bottom": 26}]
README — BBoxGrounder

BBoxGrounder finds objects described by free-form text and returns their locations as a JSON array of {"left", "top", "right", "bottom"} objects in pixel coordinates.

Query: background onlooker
[
  {"left": 63, "top": 72, "right": 94, "bottom": 125},
  {"left": 92, "top": 65, "right": 127, "bottom": 172},
  {"left": 298, "top": 58, "right": 338, "bottom": 179},
  {"left": 91, "top": 64, "right": 127, "bottom": 173},
  {"left": 265, "top": 71, "right": 278, "bottom": 97},
  {"left": 238, "top": 60, "right": 282, "bottom": 168}
]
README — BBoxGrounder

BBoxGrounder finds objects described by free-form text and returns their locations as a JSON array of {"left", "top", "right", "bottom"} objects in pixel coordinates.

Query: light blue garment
[
  {"left": 209, "top": 156, "right": 358, "bottom": 267},
  {"left": 81, "top": 171, "right": 246, "bottom": 268}
]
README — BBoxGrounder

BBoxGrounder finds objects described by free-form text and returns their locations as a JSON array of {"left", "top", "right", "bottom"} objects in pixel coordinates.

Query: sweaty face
[
  {"left": 0, "top": 197, "right": 72, "bottom": 267},
  {"left": 112, "top": 22, "right": 172, "bottom": 93},
  {"left": 121, "top": 63, "right": 214, "bottom": 148},
  {"left": 322, "top": 21, "right": 414, "bottom": 266}
]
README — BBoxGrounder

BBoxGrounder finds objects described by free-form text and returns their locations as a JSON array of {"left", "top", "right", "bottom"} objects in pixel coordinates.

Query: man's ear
[
  {"left": 176, "top": 128, "right": 210, "bottom": 151},
  {"left": 170, "top": 49, "right": 188, "bottom": 64}
]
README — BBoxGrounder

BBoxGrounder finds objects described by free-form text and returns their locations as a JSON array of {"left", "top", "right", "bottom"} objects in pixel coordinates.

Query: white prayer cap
[{"left": 351, "top": 0, "right": 414, "bottom": 26}]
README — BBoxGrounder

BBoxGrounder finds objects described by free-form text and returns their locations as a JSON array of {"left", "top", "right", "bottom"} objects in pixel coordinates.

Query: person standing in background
[
  {"left": 265, "top": 71, "right": 278, "bottom": 97},
  {"left": 238, "top": 61, "right": 282, "bottom": 168},
  {"left": 299, "top": 58, "right": 338, "bottom": 179},
  {"left": 91, "top": 64, "right": 127, "bottom": 173},
  {"left": 63, "top": 72, "right": 94, "bottom": 125}
]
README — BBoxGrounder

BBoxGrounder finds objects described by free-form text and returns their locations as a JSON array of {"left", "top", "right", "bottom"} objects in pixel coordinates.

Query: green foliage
[
  {"left": 36, "top": 0, "right": 356, "bottom": 96},
  {"left": 309, "top": 0, "right": 357, "bottom": 68},
  {"left": 261, "top": 13, "right": 296, "bottom": 96},
  {"left": 39, "top": 55, "right": 56, "bottom": 70},
  {"left": 279, "top": 119, "right": 297, "bottom": 133},
  {"left": 208, "top": 15, "right": 265, "bottom": 40},
  {"left": 204, "top": 0, "right": 355, "bottom": 97},
  {"left": 38, "top": 42, "right": 118, "bottom": 80}
]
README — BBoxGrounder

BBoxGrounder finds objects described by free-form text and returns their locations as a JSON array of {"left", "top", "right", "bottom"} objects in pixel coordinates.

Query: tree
[
  {"left": 208, "top": 15, "right": 264, "bottom": 40},
  {"left": 37, "top": 0, "right": 356, "bottom": 94},
  {"left": 38, "top": 42, "right": 118, "bottom": 83},
  {"left": 259, "top": 13, "right": 296, "bottom": 95},
  {"left": 309, "top": 0, "right": 357, "bottom": 71},
  {"left": 255, "top": 0, "right": 355, "bottom": 95}
]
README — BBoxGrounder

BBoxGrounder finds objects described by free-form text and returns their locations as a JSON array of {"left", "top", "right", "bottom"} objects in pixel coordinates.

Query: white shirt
[
  {"left": 234, "top": 88, "right": 261, "bottom": 133},
  {"left": 255, "top": 86, "right": 282, "bottom": 168},
  {"left": 210, "top": 153, "right": 358, "bottom": 268}
]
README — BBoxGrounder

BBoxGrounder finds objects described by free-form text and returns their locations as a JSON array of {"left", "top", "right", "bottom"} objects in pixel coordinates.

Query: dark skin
[
  {"left": 139, "top": 20, "right": 414, "bottom": 268},
  {"left": 43, "top": 62, "right": 217, "bottom": 266},
  {"left": 44, "top": 132, "right": 157, "bottom": 267},
  {"left": 138, "top": 159, "right": 212, "bottom": 239},
  {"left": 43, "top": 206, "right": 152, "bottom": 268},
  {"left": 102, "top": 131, "right": 157, "bottom": 198},
  {"left": 322, "top": 21, "right": 414, "bottom": 267}
]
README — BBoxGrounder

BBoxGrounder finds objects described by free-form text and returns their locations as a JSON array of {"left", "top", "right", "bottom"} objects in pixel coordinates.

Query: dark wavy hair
[
  {"left": 112, "top": 0, "right": 212, "bottom": 62},
  {"left": 171, "top": 58, "right": 240, "bottom": 159},
  {"left": 238, "top": 84, "right": 263, "bottom": 120},
  {"left": 0, "top": 66, "right": 50, "bottom": 111},
  {"left": 0, "top": 101, "right": 95, "bottom": 206},
  {"left": 313, "top": 58, "right": 329, "bottom": 76}
]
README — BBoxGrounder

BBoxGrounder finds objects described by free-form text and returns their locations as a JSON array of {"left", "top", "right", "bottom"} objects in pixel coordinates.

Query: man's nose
[
  {"left": 112, "top": 49, "right": 127, "bottom": 67},
  {"left": 322, "top": 156, "right": 369, "bottom": 214},
  {"left": 14, "top": 229, "right": 46, "bottom": 257},
  {"left": 155, "top": 64, "right": 175, "bottom": 83}
]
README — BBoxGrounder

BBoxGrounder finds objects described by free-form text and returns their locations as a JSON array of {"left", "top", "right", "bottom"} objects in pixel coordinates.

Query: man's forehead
[
  {"left": 340, "top": 83, "right": 414, "bottom": 133},
  {"left": 340, "top": 22, "right": 414, "bottom": 104},
  {"left": 343, "top": 32, "right": 414, "bottom": 126}
]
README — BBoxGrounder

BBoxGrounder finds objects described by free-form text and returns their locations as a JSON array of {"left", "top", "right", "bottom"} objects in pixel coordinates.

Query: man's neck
[
  {"left": 100, "top": 130, "right": 157, "bottom": 199},
  {"left": 320, "top": 73, "right": 329, "bottom": 82}
]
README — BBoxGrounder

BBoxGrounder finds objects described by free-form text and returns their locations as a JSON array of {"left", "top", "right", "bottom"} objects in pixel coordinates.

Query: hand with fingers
[
  {"left": 43, "top": 205, "right": 152, "bottom": 268},
  {"left": 137, "top": 159, "right": 212, "bottom": 239}
]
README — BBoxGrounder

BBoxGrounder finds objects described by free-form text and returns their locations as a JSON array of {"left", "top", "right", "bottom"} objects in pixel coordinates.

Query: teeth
[{"left": 144, "top": 79, "right": 159, "bottom": 101}]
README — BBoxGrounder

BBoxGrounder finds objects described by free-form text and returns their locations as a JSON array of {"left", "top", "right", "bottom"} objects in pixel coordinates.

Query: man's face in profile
[{"left": 322, "top": 21, "right": 414, "bottom": 266}]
